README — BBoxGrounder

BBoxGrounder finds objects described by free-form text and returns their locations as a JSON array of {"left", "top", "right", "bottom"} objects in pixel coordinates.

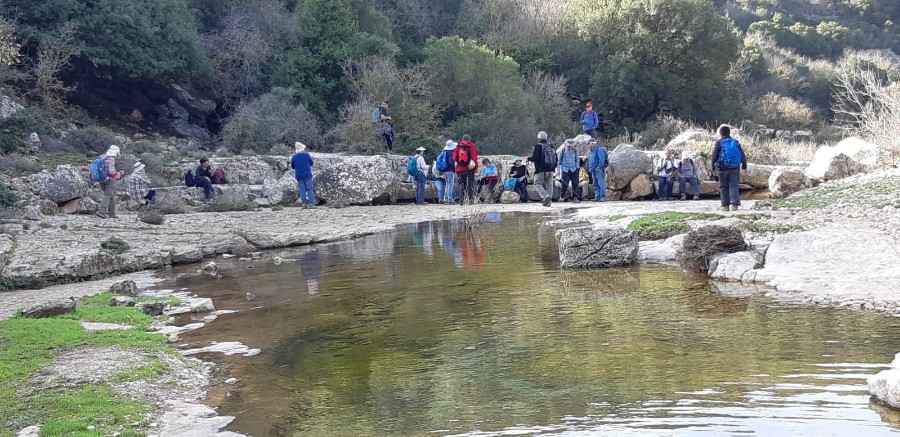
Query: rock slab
[
  {"left": 33, "top": 166, "right": 91, "bottom": 204},
  {"left": 869, "top": 352, "right": 900, "bottom": 410},
  {"left": 22, "top": 298, "right": 76, "bottom": 318},
  {"left": 556, "top": 226, "right": 638, "bottom": 269}
]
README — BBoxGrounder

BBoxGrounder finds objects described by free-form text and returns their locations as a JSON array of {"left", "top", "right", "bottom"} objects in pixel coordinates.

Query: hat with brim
[
  {"left": 415, "top": 147, "right": 426, "bottom": 152},
  {"left": 295, "top": 142, "right": 306, "bottom": 153},
  {"left": 443, "top": 140, "right": 457, "bottom": 151},
  {"left": 133, "top": 162, "right": 145, "bottom": 172}
]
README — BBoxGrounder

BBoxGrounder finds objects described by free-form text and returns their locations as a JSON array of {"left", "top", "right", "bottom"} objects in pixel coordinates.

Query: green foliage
[
  {"left": 62, "top": 126, "right": 117, "bottom": 153},
  {"left": 0, "top": 108, "right": 55, "bottom": 153},
  {"left": 627, "top": 212, "right": 721, "bottom": 240},
  {"left": 7, "top": 0, "right": 208, "bottom": 80},
  {"left": 570, "top": 0, "right": 743, "bottom": 125},
  {"left": 749, "top": 18, "right": 851, "bottom": 58},
  {"left": 393, "top": 133, "right": 441, "bottom": 157},
  {"left": 0, "top": 182, "right": 19, "bottom": 207},
  {"left": 100, "top": 237, "right": 129, "bottom": 255},
  {"left": 221, "top": 87, "right": 322, "bottom": 154}
]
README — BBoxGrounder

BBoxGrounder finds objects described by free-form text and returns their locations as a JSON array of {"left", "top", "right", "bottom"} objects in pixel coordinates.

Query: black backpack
[{"left": 184, "top": 170, "right": 195, "bottom": 187}]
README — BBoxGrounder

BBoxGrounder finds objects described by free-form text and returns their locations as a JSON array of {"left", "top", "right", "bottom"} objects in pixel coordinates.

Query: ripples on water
[{"left": 162, "top": 214, "right": 900, "bottom": 436}]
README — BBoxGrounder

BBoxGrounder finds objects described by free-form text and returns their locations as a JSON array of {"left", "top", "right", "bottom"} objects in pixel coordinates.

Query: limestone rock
[
  {"left": 110, "top": 280, "right": 138, "bottom": 296},
  {"left": 556, "top": 226, "right": 639, "bottom": 269},
  {"left": 768, "top": 167, "right": 809, "bottom": 198},
  {"left": 639, "top": 233, "right": 686, "bottom": 263},
  {"left": 708, "top": 251, "right": 761, "bottom": 282},
  {"left": 0, "top": 90, "right": 23, "bottom": 119},
  {"left": 834, "top": 137, "right": 879, "bottom": 168},
  {"left": 607, "top": 144, "right": 652, "bottom": 191},
  {"left": 139, "top": 301, "right": 165, "bottom": 316},
  {"left": 109, "top": 296, "right": 136, "bottom": 307},
  {"left": 666, "top": 129, "right": 715, "bottom": 151},
  {"left": 623, "top": 174, "right": 653, "bottom": 199},
  {"left": 869, "top": 353, "right": 900, "bottom": 410},
  {"left": 499, "top": 191, "right": 520, "bottom": 204},
  {"left": 21, "top": 205, "right": 43, "bottom": 221},
  {"left": 60, "top": 197, "right": 98, "bottom": 214},
  {"left": 22, "top": 298, "right": 76, "bottom": 318},
  {"left": 741, "top": 164, "right": 779, "bottom": 189},
  {"left": 162, "top": 156, "right": 278, "bottom": 186},
  {"left": 36, "top": 199, "right": 60, "bottom": 215},
  {"left": 806, "top": 146, "right": 866, "bottom": 182},
  {"left": 15, "top": 425, "right": 40, "bottom": 437},
  {"left": 157, "top": 400, "right": 245, "bottom": 437},
  {"left": 202, "top": 262, "right": 218, "bottom": 276},
  {"left": 33, "top": 166, "right": 91, "bottom": 204},
  {"left": 190, "top": 298, "right": 215, "bottom": 313}
]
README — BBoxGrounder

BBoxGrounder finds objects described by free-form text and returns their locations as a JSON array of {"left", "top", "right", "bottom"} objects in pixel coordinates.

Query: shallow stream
[{"left": 161, "top": 213, "right": 900, "bottom": 436}]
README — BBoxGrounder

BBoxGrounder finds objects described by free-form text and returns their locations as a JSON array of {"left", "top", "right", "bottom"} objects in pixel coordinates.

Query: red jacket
[{"left": 453, "top": 140, "right": 478, "bottom": 172}]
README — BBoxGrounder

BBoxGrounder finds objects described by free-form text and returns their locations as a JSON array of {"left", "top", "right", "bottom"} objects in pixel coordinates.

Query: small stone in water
[{"left": 464, "top": 346, "right": 476, "bottom": 351}]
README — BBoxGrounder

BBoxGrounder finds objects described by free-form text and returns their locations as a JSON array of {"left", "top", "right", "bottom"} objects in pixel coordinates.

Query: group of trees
[{"left": 0, "top": 0, "right": 898, "bottom": 154}]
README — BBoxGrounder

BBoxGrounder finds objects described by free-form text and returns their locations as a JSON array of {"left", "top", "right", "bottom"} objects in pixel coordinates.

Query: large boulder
[
  {"left": 834, "top": 137, "right": 879, "bottom": 168},
  {"left": 708, "top": 251, "right": 761, "bottom": 282},
  {"left": 556, "top": 226, "right": 639, "bottom": 269},
  {"left": 805, "top": 146, "right": 866, "bottom": 182},
  {"left": 60, "top": 197, "right": 98, "bottom": 214},
  {"left": 33, "top": 166, "right": 91, "bottom": 204},
  {"left": 499, "top": 191, "right": 520, "bottom": 204},
  {"left": 666, "top": 129, "right": 715, "bottom": 151},
  {"left": 741, "top": 164, "right": 779, "bottom": 189},
  {"left": 22, "top": 298, "right": 76, "bottom": 318},
  {"left": 162, "top": 156, "right": 279, "bottom": 185},
  {"left": 768, "top": 167, "right": 810, "bottom": 197},
  {"left": 869, "top": 353, "right": 900, "bottom": 410},
  {"left": 623, "top": 174, "right": 654, "bottom": 200},
  {"left": 607, "top": 144, "right": 652, "bottom": 190}
]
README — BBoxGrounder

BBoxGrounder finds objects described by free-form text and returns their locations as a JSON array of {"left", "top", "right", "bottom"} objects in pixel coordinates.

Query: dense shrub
[
  {"left": 0, "top": 182, "right": 19, "bottom": 207},
  {"left": 751, "top": 93, "right": 817, "bottom": 133},
  {"left": 0, "top": 108, "right": 55, "bottom": 153},
  {"left": 100, "top": 237, "right": 130, "bottom": 255},
  {"left": 0, "top": 155, "right": 41, "bottom": 174},
  {"left": 221, "top": 87, "right": 322, "bottom": 154},
  {"left": 62, "top": 126, "right": 118, "bottom": 153}
]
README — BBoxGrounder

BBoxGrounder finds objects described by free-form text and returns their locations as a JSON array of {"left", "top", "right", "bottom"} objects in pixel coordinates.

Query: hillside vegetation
[{"left": 0, "top": 0, "right": 897, "bottom": 156}]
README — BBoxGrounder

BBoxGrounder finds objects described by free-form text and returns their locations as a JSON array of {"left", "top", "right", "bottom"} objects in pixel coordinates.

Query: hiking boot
[
  {"left": 731, "top": 205, "right": 740, "bottom": 211},
  {"left": 95, "top": 211, "right": 108, "bottom": 219},
  {"left": 680, "top": 195, "right": 686, "bottom": 201},
  {"left": 108, "top": 214, "right": 118, "bottom": 219},
  {"left": 573, "top": 198, "right": 580, "bottom": 203},
  {"left": 693, "top": 196, "right": 700, "bottom": 200},
  {"left": 721, "top": 205, "right": 729, "bottom": 211},
  {"left": 542, "top": 198, "right": 551, "bottom": 207}
]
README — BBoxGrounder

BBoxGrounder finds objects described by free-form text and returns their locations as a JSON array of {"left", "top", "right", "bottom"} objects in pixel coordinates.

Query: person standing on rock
[
  {"left": 580, "top": 101, "right": 600, "bottom": 139},
  {"left": 528, "top": 131, "right": 557, "bottom": 207},
  {"left": 438, "top": 140, "right": 457, "bottom": 204},
  {"left": 127, "top": 162, "right": 155, "bottom": 207},
  {"left": 195, "top": 158, "right": 216, "bottom": 203},
  {"left": 677, "top": 156, "right": 701, "bottom": 200},
  {"left": 454, "top": 134, "right": 479, "bottom": 204},
  {"left": 588, "top": 139, "right": 608, "bottom": 202},
  {"left": 291, "top": 142, "right": 316, "bottom": 209},
  {"left": 557, "top": 139, "right": 581, "bottom": 203},
  {"left": 374, "top": 100, "right": 394, "bottom": 152},
  {"left": 711, "top": 125, "right": 747, "bottom": 211},
  {"left": 95, "top": 145, "right": 124, "bottom": 219},
  {"left": 412, "top": 147, "right": 429, "bottom": 205}
]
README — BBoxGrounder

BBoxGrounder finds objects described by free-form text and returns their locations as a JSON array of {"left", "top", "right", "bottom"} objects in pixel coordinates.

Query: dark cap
[{"left": 200, "top": 158, "right": 209, "bottom": 164}]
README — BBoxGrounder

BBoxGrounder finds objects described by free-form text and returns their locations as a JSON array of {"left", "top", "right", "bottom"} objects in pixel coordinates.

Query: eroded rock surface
[{"left": 556, "top": 226, "right": 638, "bottom": 269}]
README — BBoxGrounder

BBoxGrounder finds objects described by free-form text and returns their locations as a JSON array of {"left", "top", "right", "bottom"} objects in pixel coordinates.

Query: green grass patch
[
  {"left": 609, "top": 214, "right": 626, "bottom": 222},
  {"left": 111, "top": 357, "right": 166, "bottom": 383},
  {"left": 34, "top": 152, "right": 94, "bottom": 169},
  {"left": 134, "top": 296, "right": 182, "bottom": 307},
  {"left": 627, "top": 212, "right": 721, "bottom": 240},
  {"left": 57, "top": 293, "right": 154, "bottom": 328},
  {"left": 757, "top": 175, "right": 900, "bottom": 210},
  {"left": 0, "top": 299, "right": 168, "bottom": 436}
]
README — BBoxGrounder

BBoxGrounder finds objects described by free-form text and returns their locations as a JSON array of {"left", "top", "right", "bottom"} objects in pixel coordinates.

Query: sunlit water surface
[{"left": 159, "top": 213, "right": 900, "bottom": 436}]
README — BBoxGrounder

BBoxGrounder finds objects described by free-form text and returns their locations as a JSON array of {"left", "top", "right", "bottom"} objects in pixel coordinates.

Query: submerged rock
[{"left": 556, "top": 226, "right": 638, "bottom": 269}]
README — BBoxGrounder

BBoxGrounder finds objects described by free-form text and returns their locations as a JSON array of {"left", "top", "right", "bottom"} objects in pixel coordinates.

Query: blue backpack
[
  {"left": 371, "top": 107, "right": 381, "bottom": 124},
  {"left": 407, "top": 156, "right": 420, "bottom": 177},
  {"left": 435, "top": 151, "right": 451, "bottom": 172},
  {"left": 718, "top": 138, "right": 742, "bottom": 169},
  {"left": 90, "top": 156, "right": 109, "bottom": 182}
]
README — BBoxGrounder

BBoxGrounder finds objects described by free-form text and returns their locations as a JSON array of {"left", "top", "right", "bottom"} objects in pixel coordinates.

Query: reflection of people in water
[
  {"left": 412, "top": 221, "right": 434, "bottom": 257},
  {"left": 301, "top": 249, "right": 321, "bottom": 295},
  {"left": 458, "top": 230, "right": 486, "bottom": 268},
  {"left": 485, "top": 212, "right": 501, "bottom": 224}
]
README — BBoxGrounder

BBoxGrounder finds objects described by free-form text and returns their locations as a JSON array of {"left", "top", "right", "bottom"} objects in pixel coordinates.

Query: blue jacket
[
  {"left": 589, "top": 146, "right": 607, "bottom": 171},
  {"left": 291, "top": 153, "right": 314, "bottom": 180},
  {"left": 558, "top": 147, "right": 579, "bottom": 173},
  {"left": 580, "top": 110, "right": 599, "bottom": 132}
]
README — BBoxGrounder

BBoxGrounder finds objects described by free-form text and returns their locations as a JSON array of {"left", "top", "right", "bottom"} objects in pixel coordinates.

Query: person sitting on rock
[
  {"left": 195, "top": 158, "right": 215, "bottom": 203},
  {"left": 677, "top": 156, "right": 701, "bottom": 200},
  {"left": 508, "top": 157, "right": 529, "bottom": 202},
  {"left": 478, "top": 158, "right": 499, "bottom": 202},
  {"left": 127, "top": 162, "right": 156, "bottom": 207}
]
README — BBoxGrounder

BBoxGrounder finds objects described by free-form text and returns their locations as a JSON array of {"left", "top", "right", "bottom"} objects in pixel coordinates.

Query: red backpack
[{"left": 212, "top": 168, "right": 226, "bottom": 184}]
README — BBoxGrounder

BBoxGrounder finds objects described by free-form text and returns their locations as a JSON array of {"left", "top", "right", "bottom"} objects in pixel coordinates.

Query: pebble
[
  {"left": 225, "top": 377, "right": 239, "bottom": 385},
  {"left": 86, "top": 426, "right": 96, "bottom": 431}
]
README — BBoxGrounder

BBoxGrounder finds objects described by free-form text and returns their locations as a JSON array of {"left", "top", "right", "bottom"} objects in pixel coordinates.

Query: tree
[
  {"left": 568, "top": 0, "right": 742, "bottom": 125},
  {"left": 751, "top": 92, "right": 816, "bottom": 134},
  {"left": 5, "top": 0, "right": 207, "bottom": 80},
  {"left": 221, "top": 87, "right": 322, "bottom": 154},
  {"left": 27, "top": 22, "right": 81, "bottom": 115}
]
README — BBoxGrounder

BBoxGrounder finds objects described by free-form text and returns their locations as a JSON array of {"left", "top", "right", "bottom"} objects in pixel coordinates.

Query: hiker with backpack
[
  {"left": 291, "top": 142, "right": 316, "bottom": 208},
  {"left": 430, "top": 157, "right": 446, "bottom": 204},
  {"left": 91, "top": 145, "right": 124, "bottom": 219},
  {"left": 436, "top": 140, "right": 457, "bottom": 204},
  {"left": 453, "top": 134, "right": 479, "bottom": 204},
  {"left": 580, "top": 102, "right": 600, "bottom": 138},
  {"left": 711, "top": 125, "right": 747, "bottom": 211},
  {"left": 372, "top": 100, "right": 394, "bottom": 152},
  {"left": 194, "top": 158, "right": 215, "bottom": 203},
  {"left": 408, "top": 147, "right": 429, "bottom": 205},
  {"left": 588, "top": 139, "right": 608, "bottom": 202},
  {"left": 126, "top": 162, "right": 155, "bottom": 208},
  {"left": 528, "top": 131, "right": 557, "bottom": 207}
]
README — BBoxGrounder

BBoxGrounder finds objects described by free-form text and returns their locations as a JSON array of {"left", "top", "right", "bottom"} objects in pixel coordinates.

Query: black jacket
[
  {"left": 528, "top": 140, "right": 556, "bottom": 173},
  {"left": 509, "top": 165, "right": 527, "bottom": 179},
  {"left": 196, "top": 165, "right": 213, "bottom": 182}
]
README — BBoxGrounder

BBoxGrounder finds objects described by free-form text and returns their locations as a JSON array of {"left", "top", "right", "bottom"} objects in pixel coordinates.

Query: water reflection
[{"left": 164, "top": 214, "right": 900, "bottom": 437}]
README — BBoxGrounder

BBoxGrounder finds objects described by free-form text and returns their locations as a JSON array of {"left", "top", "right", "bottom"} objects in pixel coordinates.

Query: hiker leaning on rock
[
  {"left": 94, "top": 145, "right": 124, "bottom": 219},
  {"left": 711, "top": 124, "right": 747, "bottom": 211}
]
